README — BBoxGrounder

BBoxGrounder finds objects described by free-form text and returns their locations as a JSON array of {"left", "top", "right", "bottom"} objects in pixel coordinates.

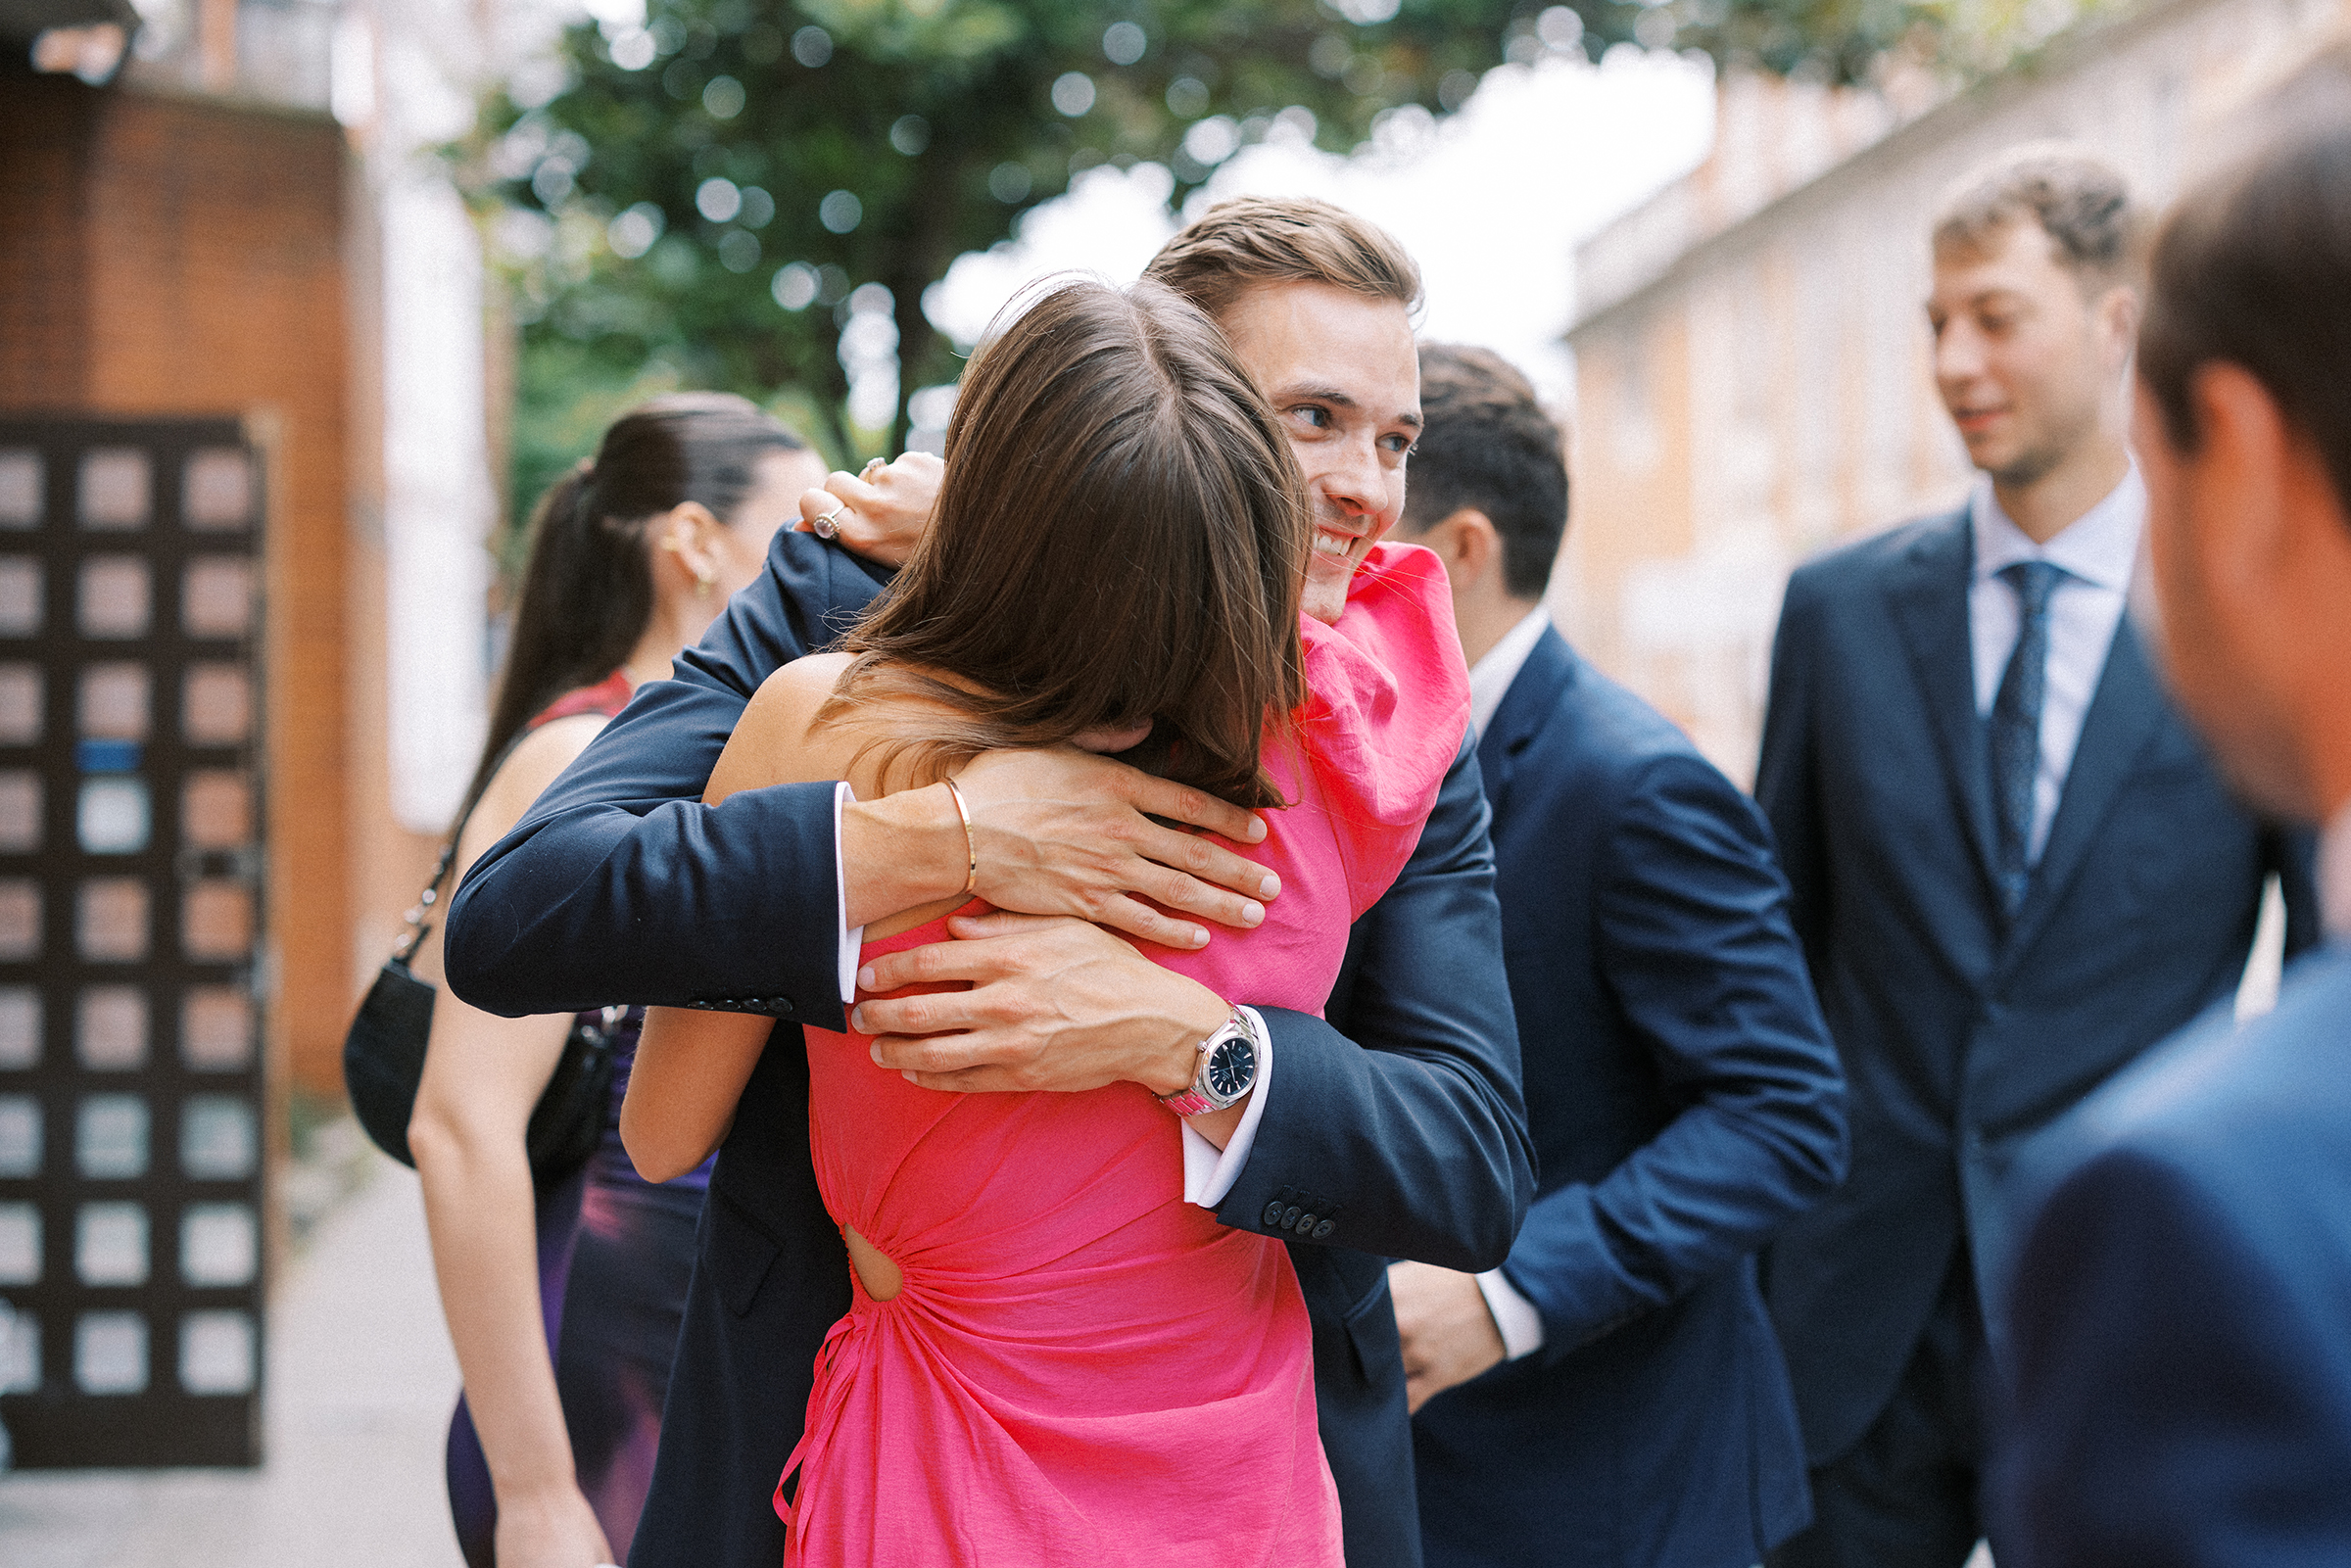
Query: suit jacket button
[
  {"left": 1281, "top": 1205, "right": 1302, "bottom": 1229},
  {"left": 775, "top": 997, "right": 793, "bottom": 1017},
  {"left": 1312, "top": 1219, "right": 1333, "bottom": 1239},
  {"left": 1263, "top": 1202, "right": 1286, "bottom": 1227},
  {"left": 1294, "top": 1212, "right": 1317, "bottom": 1234}
]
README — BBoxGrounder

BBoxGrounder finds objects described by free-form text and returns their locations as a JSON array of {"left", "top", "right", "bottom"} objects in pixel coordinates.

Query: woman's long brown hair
[{"left": 820, "top": 277, "right": 1310, "bottom": 808}]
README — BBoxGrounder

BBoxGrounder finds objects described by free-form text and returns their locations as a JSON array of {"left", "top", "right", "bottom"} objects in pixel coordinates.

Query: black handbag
[{"left": 342, "top": 792, "right": 618, "bottom": 1181}]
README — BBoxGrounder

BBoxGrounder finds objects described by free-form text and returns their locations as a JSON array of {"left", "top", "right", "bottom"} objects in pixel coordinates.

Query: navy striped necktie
[{"left": 1990, "top": 559, "right": 2068, "bottom": 914}]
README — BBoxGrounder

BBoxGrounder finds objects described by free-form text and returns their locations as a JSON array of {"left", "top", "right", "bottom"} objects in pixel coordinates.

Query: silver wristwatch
[{"left": 1156, "top": 1009, "right": 1260, "bottom": 1117}]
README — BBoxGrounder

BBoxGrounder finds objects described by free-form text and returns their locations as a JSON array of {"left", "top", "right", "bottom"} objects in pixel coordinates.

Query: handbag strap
[
  {"left": 394, "top": 672, "right": 636, "bottom": 963},
  {"left": 394, "top": 731, "right": 533, "bottom": 962}
]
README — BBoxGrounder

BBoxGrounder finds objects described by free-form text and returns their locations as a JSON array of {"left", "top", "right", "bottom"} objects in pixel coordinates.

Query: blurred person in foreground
[
  {"left": 1384, "top": 343, "right": 1846, "bottom": 1567},
  {"left": 1754, "top": 147, "right": 2322, "bottom": 1568},
  {"left": 407, "top": 394, "right": 822, "bottom": 1567},
  {"left": 1993, "top": 46, "right": 2351, "bottom": 1563},
  {"left": 444, "top": 197, "right": 1532, "bottom": 1568}
]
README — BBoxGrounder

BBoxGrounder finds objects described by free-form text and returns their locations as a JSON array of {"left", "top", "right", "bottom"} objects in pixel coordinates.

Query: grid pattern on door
[{"left": 0, "top": 416, "right": 267, "bottom": 1467}]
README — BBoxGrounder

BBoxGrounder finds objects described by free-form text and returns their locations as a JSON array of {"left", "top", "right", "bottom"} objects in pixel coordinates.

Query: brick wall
[{"left": 0, "top": 71, "right": 356, "bottom": 1098}]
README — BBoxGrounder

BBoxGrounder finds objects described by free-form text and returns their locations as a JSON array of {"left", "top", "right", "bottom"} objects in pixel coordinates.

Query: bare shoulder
[
  {"left": 708, "top": 652, "right": 857, "bottom": 803},
  {"left": 460, "top": 713, "right": 606, "bottom": 864},
  {"left": 751, "top": 650, "right": 855, "bottom": 730}
]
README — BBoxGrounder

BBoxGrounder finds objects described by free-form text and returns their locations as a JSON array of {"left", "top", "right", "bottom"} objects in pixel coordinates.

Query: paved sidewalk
[
  {"left": 0, "top": 1147, "right": 465, "bottom": 1568},
  {"left": 0, "top": 1136, "right": 2019, "bottom": 1568}
]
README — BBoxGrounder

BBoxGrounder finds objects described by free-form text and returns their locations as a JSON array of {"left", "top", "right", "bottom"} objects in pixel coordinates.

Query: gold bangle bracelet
[{"left": 941, "top": 776, "right": 978, "bottom": 897}]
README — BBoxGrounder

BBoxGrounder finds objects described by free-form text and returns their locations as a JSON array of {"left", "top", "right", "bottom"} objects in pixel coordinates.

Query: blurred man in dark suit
[
  {"left": 1385, "top": 343, "right": 1847, "bottom": 1568},
  {"left": 1754, "top": 147, "right": 2323, "bottom": 1568},
  {"left": 1994, "top": 47, "right": 2351, "bottom": 1565}
]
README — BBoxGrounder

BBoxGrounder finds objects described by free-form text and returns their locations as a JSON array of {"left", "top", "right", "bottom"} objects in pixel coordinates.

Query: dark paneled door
[{"left": 0, "top": 417, "right": 267, "bottom": 1467}]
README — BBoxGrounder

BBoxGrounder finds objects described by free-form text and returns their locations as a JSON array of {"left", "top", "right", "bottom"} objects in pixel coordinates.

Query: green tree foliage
[
  {"left": 464, "top": 0, "right": 2118, "bottom": 514},
  {"left": 466, "top": 0, "right": 1565, "bottom": 490}
]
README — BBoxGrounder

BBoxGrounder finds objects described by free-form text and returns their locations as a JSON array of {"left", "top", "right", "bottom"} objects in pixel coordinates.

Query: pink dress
[{"left": 781, "top": 544, "right": 1471, "bottom": 1566}]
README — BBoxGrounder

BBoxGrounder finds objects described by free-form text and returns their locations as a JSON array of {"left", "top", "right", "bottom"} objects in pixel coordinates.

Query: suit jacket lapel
[
  {"left": 2006, "top": 616, "right": 2168, "bottom": 953},
  {"left": 1475, "top": 627, "right": 1572, "bottom": 824},
  {"left": 1883, "top": 513, "right": 2000, "bottom": 900}
]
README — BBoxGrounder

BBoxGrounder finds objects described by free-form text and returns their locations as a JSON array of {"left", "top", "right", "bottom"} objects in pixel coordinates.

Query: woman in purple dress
[{"left": 405, "top": 395, "right": 823, "bottom": 1568}]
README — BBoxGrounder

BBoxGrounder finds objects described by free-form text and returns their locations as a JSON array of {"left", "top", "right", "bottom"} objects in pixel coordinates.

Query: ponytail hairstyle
[
  {"left": 818, "top": 277, "right": 1310, "bottom": 808},
  {"left": 456, "top": 391, "right": 808, "bottom": 822}
]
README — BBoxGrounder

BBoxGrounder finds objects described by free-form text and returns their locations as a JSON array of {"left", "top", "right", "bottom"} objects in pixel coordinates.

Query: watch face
[{"left": 1206, "top": 1035, "right": 1257, "bottom": 1101}]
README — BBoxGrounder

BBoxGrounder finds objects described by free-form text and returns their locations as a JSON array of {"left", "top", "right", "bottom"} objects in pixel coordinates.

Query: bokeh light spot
[
  {"left": 1182, "top": 117, "right": 1238, "bottom": 166},
  {"left": 772, "top": 261, "right": 819, "bottom": 310},
  {"left": 819, "top": 190, "right": 863, "bottom": 233},
  {"left": 718, "top": 230, "right": 761, "bottom": 272},
  {"left": 696, "top": 177, "right": 743, "bottom": 222},
  {"left": 702, "top": 74, "right": 745, "bottom": 119},
  {"left": 988, "top": 163, "right": 1032, "bottom": 204},
  {"left": 610, "top": 27, "right": 656, "bottom": 71},
  {"left": 611, "top": 202, "right": 667, "bottom": 261},
  {"left": 1538, "top": 7, "right": 1586, "bottom": 50},
  {"left": 1051, "top": 71, "right": 1096, "bottom": 117},
  {"left": 1101, "top": 22, "right": 1146, "bottom": 65}
]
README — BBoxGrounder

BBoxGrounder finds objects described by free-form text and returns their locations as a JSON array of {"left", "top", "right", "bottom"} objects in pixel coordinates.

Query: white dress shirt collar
[
  {"left": 1965, "top": 465, "right": 2153, "bottom": 594},
  {"left": 1467, "top": 605, "right": 1552, "bottom": 741},
  {"left": 1969, "top": 466, "right": 2146, "bottom": 592},
  {"left": 2322, "top": 797, "right": 2351, "bottom": 942}
]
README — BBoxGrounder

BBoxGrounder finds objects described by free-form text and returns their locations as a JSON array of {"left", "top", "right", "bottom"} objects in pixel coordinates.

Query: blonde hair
[{"left": 1144, "top": 195, "right": 1422, "bottom": 323}]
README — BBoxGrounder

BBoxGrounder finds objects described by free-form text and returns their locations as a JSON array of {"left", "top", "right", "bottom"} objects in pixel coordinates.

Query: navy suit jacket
[
  {"left": 443, "top": 528, "right": 1536, "bottom": 1568},
  {"left": 1754, "top": 509, "right": 2322, "bottom": 1464},
  {"left": 1993, "top": 938, "right": 2351, "bottom": 1567},
  {"left": 1406, "top": 630, "right": 1846, "bottom": 1568}
]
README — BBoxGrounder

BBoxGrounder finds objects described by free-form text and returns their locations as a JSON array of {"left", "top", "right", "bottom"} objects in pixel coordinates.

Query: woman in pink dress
[{"left": 622, "top": 278, "right": 1467, "bottom": 1566}]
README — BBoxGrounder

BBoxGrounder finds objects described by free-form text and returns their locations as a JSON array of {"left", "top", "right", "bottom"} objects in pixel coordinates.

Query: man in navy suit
[
  {"left": 1756, "top": 148, "right": 2323, "bottom": 1567},
  {"left": 1384, "top": 343, "right": 1846, "bottom": 1567},
  {"left": 1992, "top": 52, "right": 2351, "bottom": 1564},
  {"left": 444, "top": 197, "right": 1534, "bottom": 1568}
]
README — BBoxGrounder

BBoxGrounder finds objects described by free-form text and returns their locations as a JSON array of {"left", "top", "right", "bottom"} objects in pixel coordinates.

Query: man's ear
[
  {"left": 1424, "top": 507, "right": 1501, "bottom": 586},
  {"left": 2257, "top": 374, "right": 2351, "bottom": 595},
  {"left": 2187, "top": 363, "right": 2293, "bottom": 609},
  {"left": 2098, "top": 285, "right": 2142, "bottom": 373}
]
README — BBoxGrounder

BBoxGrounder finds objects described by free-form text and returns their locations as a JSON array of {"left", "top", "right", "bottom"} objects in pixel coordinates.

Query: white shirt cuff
[
  {"left": 1181, "top": 1006, "right": 1272, "bottom": 1209},
  {"left": 833, "top": 782, "right": 863, "bottom": 1005},
  {"left": 1476, "top": 1267, "right": 1546, "bottom": 1360}
]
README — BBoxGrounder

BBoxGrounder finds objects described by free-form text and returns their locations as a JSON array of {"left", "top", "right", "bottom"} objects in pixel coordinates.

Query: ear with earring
[{"left": 660, "top": 524, "right": 719, "bottom": 597}]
